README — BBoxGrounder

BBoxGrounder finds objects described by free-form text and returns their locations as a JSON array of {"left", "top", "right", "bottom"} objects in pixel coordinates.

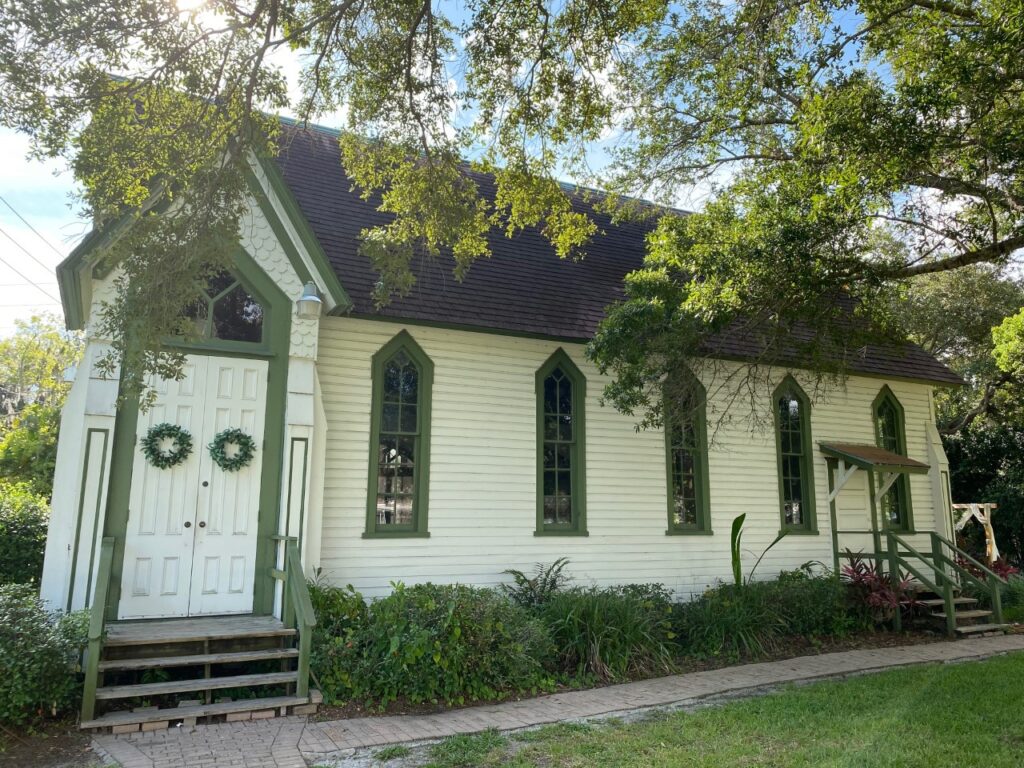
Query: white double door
[{"left": 119, "top": 355, "right": 268, "bottom": 619}]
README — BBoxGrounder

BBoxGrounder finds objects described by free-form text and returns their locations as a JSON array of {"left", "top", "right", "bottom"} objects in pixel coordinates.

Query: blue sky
[{"left": 0, "top": 128, "right": 85, "bottom": 334}]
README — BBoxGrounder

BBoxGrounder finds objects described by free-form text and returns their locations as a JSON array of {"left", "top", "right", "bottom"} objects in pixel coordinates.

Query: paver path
[{"left": 94, "top": 633, "right": 1024, "bottom": 767}]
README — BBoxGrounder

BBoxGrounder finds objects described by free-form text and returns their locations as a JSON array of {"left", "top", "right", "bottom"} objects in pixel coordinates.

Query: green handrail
[
  {"left": 81, "top": 537, "right": 114, "bottom": 723},
  {"left": 281, "top": 541, "right": 316, "bottom": 698},
  {"left": 930, "top": 532, "right": 1006, "bottom": 624}
]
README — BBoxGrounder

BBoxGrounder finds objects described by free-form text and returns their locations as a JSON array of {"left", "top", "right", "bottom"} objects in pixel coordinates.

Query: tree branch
[{"left": 893, "top": 235, "right": 1024, "bottom": 278}]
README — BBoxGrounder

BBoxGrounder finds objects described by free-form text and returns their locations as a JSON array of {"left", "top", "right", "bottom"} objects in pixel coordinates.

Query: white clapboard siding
[{"left": 315, "top": 317, "right": 942, "bottom": 598}]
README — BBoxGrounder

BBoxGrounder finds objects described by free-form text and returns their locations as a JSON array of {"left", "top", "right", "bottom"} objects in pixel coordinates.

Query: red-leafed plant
[
  {"left": 840, "top": 551, "right": 920, "bottom": 625},
  {"left": 956, "top": 556, "right": 1020, "bottom": 582}
]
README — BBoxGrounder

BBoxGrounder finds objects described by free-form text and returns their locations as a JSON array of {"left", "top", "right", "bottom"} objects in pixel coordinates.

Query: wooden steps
[
  {"left": 918, "top": 597, "right": 978, "bottom": 609},
  {"left": 916, "top": 589, "right": 1009, "bottom": 637},
  {"left": 955, "top": 623, "right": 1010, "bottom": 636},
  {"left": 96, "top": 671, "right": 298, "bottom": 700},
  {"left": 82, "top": 614, "right": 316, "bottom": 731},
  {"left": 99, "top": 648, "right": 299, "bottom": 672}
]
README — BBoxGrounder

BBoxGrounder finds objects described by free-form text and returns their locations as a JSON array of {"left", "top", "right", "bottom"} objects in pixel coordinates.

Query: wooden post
[
  {"left": 886, "top": 531, "right": 902, "bottom": 633},
  {"left": 81, "top": 538, "right": 114, "bottom": 724},
  {"left": 827, "top": 459, "right": 840, "bottom": 575},
  {"left": 990, "top": 572, "right": 1004, "bottom": 625}
]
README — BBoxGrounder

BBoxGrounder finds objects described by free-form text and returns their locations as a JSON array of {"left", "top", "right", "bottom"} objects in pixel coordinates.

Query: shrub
[
  {"left": 0, "top": 404, "right": 61, "bottom": 496},
  {"left": 0, "top": 481, "right": 49, "bottom": 584},
  {"left": 674, "top": 582, "right": 786, "bottom": 659},
  {"left": 0, "top": 584, "right": 87, "bottom": 725},
  {"left": 1001, "top": 575, "right": 1024, "bottom": 623},
  {"left": 308, "top": 576, "right": 367, "bottom": 639},
  {"left": 538, "top": 586, "right": 675, "bottom": 681},
  {"left": 316, "top": 583, "right": 555, "bottom": 707},
  {"left": 501, "top": 558, "right": 572, "bottom": 608},
  {"left": 841, "top": 552, "right": 919, "bottom": 625},
  {"left": 772, "top": 567, "right": 862, "bottom": 637}
]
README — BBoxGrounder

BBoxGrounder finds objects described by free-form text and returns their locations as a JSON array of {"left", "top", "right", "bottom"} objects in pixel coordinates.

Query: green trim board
[
  {"left": 772, "top": 375, "right": 818, "bottom": 535},
  {"left": 535, "top": 348, "right": 588, "bottom": 536},
  {"left": 100, "top": 246, "right": 291, "bottom": 620},
  {"left": 663, "top": 376, "right": 712, "bottom": 535},
  {"left": 286, "top": 437, "right": 310, "bottom": 550},
  {"left": 246, "top": 154, "right": 353, "bottom": 312},
  {"left": 871, "top": 385, "right": 916, "bottom": 533},
  {"left": 364, "top": 330, "right": 434, "bottom": 538},
  {"left": 67, "top": 428, "right": 111, "bottom": 612}
]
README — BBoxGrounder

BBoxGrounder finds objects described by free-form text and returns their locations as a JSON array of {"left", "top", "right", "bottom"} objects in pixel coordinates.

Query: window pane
[
  {"left": 211, "top": 283, "right": 264, "bottom": 342},
  {"left": 400, "top": 404, "right": 417, "bottom": 433},
  {"left": 204, "top": 269, "right": 236, "bottom": 298},
  {"left": 381, "top": 403, "right": 400, "bottom": 432}
]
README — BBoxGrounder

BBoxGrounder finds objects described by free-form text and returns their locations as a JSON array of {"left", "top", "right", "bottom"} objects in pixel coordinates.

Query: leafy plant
[
  {"left": 675, "top": 583, "right": 786, "bottom": 659},
  {"left": 314, "top": 583, "right": 555, "bottom": 708},
  {"left": 0, "top": 481, "right": 49, "bottom": 584},
  {"left": 0, "top": 405, "right": 61, "bottom": 497},
  {"left": 501, "top": 557, "right": 572, "bottom": 608},
  {"left": 1001, "top": 575, "right": 1024, "bottom": 623},
  {"left": 308, "top": 573, "right": 367, "bottom": 640},
  {"left": 840, "top": 552, "right": 918, "bottom": 625},
  {"left": 730, "top": 513, "right": 788, "bottom": 587},
  {"left": 538, "top": 586, "right": 675, "bottom": 681},
  {"left": 0, "top": 584, "right": 88, "bottom": 725}
]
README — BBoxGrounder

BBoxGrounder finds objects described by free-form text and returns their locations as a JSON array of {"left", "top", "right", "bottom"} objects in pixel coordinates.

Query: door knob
[
  {"left": 198, "top": 521, "right": 206, "bottom": 528},
  {"left": 184, "top": 521, "right": 192, "bottom": 528}
]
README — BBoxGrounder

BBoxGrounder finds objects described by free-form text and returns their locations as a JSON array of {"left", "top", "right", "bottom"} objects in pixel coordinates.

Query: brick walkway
[{"left": 94, "top": 633, "right": 1024, "bottom": 767}]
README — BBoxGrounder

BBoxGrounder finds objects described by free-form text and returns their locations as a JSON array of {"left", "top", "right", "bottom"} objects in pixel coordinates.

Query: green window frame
[
  {"left": 664, "top": 378, "right": 712, "bottom": 535},
  {"left": 364, "top": 330, "right": 433, "bottom": 538},
  {"left": 872, "top": 386, "right": 914, "bottom": 532},
  {"left": 773, "top": 375, "right": 818, "bottom": 534},
  {"left": 535, "top": 349, "right": 587, "bottom": 536}
]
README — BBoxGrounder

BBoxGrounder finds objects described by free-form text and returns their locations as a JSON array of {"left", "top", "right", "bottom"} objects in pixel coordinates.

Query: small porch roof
[{"left": 819, "top": 443, "right": 930, "bottom": 475}]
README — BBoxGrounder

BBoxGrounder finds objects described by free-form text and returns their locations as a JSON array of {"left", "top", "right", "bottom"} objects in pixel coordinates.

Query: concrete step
[
  {"left": 918, "top": 597, "right": 978, "bottom": 608},
  {"left": 95, "top": 671, "right": 296, "bottom": 700},
  {"left": 81, "top": 695, "right": 310, "bottom": 730},
  {"left": 955, "top": 623, "right": 1010, "bottom": 636}
]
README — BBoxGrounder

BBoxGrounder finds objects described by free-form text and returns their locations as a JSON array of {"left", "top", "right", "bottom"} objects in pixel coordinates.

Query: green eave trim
[{"left": 248, "top": 153, "right": 353, "bottom": 313}]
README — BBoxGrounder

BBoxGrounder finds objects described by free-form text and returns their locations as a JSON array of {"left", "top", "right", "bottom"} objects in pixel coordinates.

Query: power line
[
  {"left": 0, "top": 223, "right": 61, "bottom": 283},
  {"left": 0, "top": 195, "right": 65, "bottom": 258},
  {"left": 0, "top": 252, "right": 61, "bottom": 303}
]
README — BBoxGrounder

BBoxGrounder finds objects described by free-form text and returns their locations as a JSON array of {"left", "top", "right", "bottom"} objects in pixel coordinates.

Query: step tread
[
  {"left": 98, "top": 648, "right": 299, "bottom": 672},
  {"left": 918, "top": 597, "right": 978, "bottom": 607},
  {"left": 81, "top": 695, "right": 309, "bottom": 729},
  {"left": 933, "top": 609, "right": 994, "bottom": 620},
  {"left": 955, "top": 623, "right": 1010, "bottom": 635},
  {"left": 105, "top": 616, "right": 295, "bottom": 646},
  {"left": 95, "top": 671, "right": 297, "bottom": 700}
]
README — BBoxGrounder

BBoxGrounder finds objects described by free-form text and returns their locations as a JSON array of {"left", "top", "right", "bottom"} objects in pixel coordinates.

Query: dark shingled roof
[{"left": 273, "top": 124, "right": 963, "bottom": 386}]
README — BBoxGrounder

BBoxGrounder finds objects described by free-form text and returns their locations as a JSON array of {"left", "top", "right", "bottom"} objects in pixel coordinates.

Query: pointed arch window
[
  {"left": 536, "top": 349, "right": 587, "bottom": 536},
  {"left": 664, "top": 378, "right": 712, "bottom": 535},
  {"left": 365, "top": 331, "right": 433, "bottom": 537},
  {"left": 773, "top": 376, "right": 817, "bottom": 533},
  {"left": 184, "top": 269, "right": 265, "bottom": 343},
  {"left": 873, "top": 387, "right": 914, "bottom": 532}
]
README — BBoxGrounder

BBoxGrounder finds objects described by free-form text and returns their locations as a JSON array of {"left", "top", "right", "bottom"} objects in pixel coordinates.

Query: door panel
[
  {"left": 118, "top": 358, "right": 207, "bottom": 619},
  {"left": 188, "top": 357, "right": 267, "bottom": 615}
]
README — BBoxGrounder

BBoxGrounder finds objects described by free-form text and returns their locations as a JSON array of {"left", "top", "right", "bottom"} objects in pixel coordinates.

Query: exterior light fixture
[{"left": 296, "top": 281, "right": 322, "bottom": 318}]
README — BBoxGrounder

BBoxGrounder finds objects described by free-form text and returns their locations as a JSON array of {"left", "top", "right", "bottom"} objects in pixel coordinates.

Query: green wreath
[
  {"left": 140, "top": 423, "right": 194, "bottom": 470},
  {"left": 208, "top": 428, "right": 257, "bottom": 472}
]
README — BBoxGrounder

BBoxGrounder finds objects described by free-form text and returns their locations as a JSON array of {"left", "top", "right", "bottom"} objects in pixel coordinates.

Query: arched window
[
  {"left": 185, "top": 269, "right": 265, "bottom": 343},
  {"left": 773, "top": 376, "right": 817, "bottom": 533},
  {"left": 664, "top": 378, "right": 711, "bottom": 534},
  {"left": 365, "top": 331, "right": 433, "bottom": 537},
  {"left": 873, "top": 387, "right": 913, "bottom": 531},
  {"left": 536, "top": 349, "right": 587, "bottom": 535}
]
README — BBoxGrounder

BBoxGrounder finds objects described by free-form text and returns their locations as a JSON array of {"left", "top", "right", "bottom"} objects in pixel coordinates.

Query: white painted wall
[{"left": 314, "top": 316, "right": 947, "bottom": 599}]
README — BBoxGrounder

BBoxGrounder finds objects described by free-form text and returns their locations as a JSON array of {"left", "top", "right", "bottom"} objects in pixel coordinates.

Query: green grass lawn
[{"left": 411, "top": 652, "right": 1024, "bottom": 768}]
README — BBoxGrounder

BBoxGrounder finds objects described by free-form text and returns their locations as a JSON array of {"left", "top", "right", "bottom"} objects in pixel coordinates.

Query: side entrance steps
[
  {"left": 80, "top": 615, "right": 320, "bottom": 731},
  {"left": 915, "top": 594, "right": 1011, "bottom": 636}
]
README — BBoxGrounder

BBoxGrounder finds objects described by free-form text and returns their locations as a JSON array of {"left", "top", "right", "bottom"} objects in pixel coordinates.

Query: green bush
[
  {"left": 0, "top": 584, "right": 88, "bottom": 725},
  {"left": 675, "top": 582, "right": 786, "bottom": 659},
  {"left": 771, "top": 568, "right": 862, "bottom": 636},
  {"left": 501, "top": 557, "right": 572, "bottom": 608},
  {"left": 0, "top": 404, "right": 61, "bottom": 496},
  {"left": 676, "top": 570, "right": 864, "bottom": 660},
  {"left": 315, "top": 583, "right": 555, "bottom": 708},
  {"left": 308, "top": 577, "right": 367, "bottom": 639},
  {"left": 1001, "top": 575, "right": 1024, "bottom": 623},
  {"left": 538, "top": 586, "right": 676, "bottom": 681},
  {"left": 0, "top": 481, "right": 50, "bottom": 584}
]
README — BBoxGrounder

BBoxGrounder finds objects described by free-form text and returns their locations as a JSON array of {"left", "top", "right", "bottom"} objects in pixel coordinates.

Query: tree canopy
[{"left": 1, "top": 0, "right": 1022, "bottom": 422}]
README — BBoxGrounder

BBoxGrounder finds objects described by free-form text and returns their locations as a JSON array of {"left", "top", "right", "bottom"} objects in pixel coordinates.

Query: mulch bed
[
  {"left": 315, "top": 628, "right": 945, "bottom": 721},
  {"left": 0, "top": 719, "right": 98, "bottom": 768}
]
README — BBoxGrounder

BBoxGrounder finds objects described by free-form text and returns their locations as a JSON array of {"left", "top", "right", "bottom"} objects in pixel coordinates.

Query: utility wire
[
  {"left": 0, "top": 195, "right": 65, "bottom": 258},
  {"left": 0, "top": 250, "right": 61, "bottom": 303},
  {"left": 0, "top": 223, "right": 61, "bottom": 283}
]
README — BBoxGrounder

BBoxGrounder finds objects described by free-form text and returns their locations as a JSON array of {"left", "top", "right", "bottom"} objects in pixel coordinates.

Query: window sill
[
  {"left": 362, "top": 531, "right": 431, "bottom": 539},
  {"left": 534, "top": 529, "right": 589, "bottom": 537},
  {"left": 779, "top": 528, "right": 819, "bottom": 536},
  {"left": 665, "top": 529, "right": 714, "bottom": 536}
]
